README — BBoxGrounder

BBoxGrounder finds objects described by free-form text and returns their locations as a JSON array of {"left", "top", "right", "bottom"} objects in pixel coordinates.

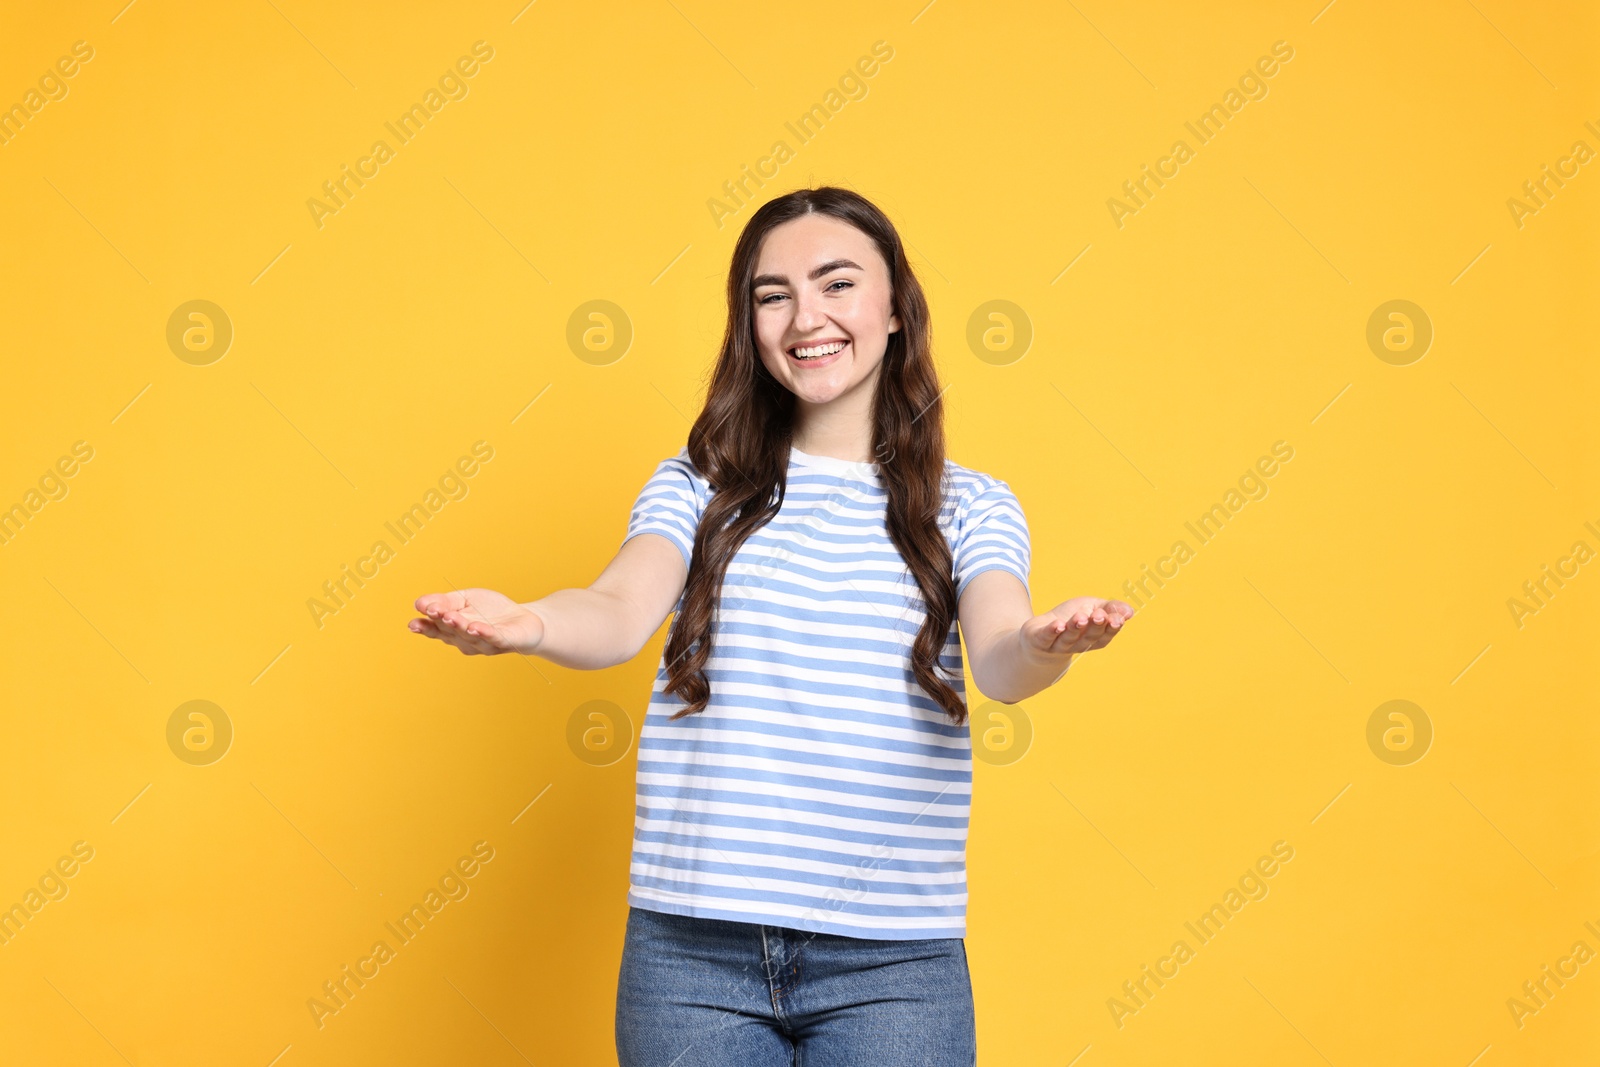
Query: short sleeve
[
  {"left": 622, "top": 449, "right": 709, "bottom": 568},
  {"left": 953, "top": 478, "right": 1031, "bottom": 599}
]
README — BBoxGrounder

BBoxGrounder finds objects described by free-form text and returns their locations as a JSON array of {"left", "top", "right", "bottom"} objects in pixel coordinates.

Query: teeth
[{"left": 792, "top": 341, "right": 846, "bottom": 360}]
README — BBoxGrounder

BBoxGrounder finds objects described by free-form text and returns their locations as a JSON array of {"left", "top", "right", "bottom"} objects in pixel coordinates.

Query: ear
[{"left": 888, "top": 309, "right": 902, "bottom": 335}]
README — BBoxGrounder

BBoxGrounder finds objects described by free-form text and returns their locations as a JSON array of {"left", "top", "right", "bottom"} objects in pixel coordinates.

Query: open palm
[
  {"left": 1023, "top": 596, "right": 1133, "bottom": 656},
  {"left": 409, "top": 588, "right": 544, "bottom": 656}
]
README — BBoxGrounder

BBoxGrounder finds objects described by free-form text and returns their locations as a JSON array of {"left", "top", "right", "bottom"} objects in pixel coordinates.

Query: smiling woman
[
  {"left": 407, "top": 186, "right": 1133, "bottom": 1066},
  {"left": 747, "top": 221, "right": 902, "bottom": 441}
]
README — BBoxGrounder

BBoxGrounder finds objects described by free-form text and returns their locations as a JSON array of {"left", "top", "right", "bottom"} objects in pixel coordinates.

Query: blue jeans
[{"left": 616, "top": 905, "right": 976, "bottom": 1066}]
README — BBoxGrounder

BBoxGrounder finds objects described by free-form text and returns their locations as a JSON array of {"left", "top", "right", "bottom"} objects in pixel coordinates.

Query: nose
[{"left": 791, "top": 287, "right": 828, "bottom": 332}]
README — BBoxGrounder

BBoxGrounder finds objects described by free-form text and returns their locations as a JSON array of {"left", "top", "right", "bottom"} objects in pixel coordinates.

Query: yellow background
[{"left": 2, "top": 0, "right": 1595, "bottom": 1063}]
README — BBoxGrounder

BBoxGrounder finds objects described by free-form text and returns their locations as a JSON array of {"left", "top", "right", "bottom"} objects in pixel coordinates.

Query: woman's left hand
[{"left": 1023, "top": 597, "right": 1134, "bottom": 656}]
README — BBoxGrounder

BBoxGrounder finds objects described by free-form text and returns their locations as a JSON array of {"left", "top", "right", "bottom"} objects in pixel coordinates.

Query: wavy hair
[{"left": 663, "top": 186, "right": 970, "bottom": 725}]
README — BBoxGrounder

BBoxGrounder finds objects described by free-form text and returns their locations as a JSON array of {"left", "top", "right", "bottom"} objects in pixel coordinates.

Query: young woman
[{"left": 408, "top": 186, "right": 1132, "bottom": 1065}]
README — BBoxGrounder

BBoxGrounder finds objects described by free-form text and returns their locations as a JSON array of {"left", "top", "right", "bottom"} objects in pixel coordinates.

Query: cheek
[
  {"left": 751, "top": 318, "right": 782, "bottom": 366},
  {"left": 752, "top": 310, "right": 779, "bottom": 351},
  {"left": 843, "top": 303, "right": 886, "bottom": 346},
  {"left": 756, "top": 311, "right": 798, "bottom": 362},
  {"left": 849, "top": 292, "right": 891, "bottom": 333}
]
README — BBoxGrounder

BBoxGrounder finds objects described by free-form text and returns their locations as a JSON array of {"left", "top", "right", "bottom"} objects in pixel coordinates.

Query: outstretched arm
[
  {"left": 409, "top": 531, "right": 689, "bottom": 668},
  {"left": 958, "top": 569, "right": 1132, "bottom": 704}
]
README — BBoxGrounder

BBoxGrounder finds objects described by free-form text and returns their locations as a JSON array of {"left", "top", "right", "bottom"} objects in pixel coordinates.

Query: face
[{"left": 750, "top": 213, "right": 901, "bottom": 410}]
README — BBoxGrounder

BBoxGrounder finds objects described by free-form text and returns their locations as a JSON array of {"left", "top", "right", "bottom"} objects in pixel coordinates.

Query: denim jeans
[{"left": 615, "top": 905, "right": 976, "bottom": 1066}]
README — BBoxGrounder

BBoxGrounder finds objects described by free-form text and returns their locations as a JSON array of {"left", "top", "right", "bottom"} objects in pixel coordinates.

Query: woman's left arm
[{"left": 958, "top": 570, "right": 1134, "bottom": 704}]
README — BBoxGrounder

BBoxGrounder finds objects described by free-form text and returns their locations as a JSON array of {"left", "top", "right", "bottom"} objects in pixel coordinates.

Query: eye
[
  {"left": 756, "top": 292, "right": 785, "bottom": 305},
  {"left": 826, "top": 279, "right": 852, "bottom": 292}
]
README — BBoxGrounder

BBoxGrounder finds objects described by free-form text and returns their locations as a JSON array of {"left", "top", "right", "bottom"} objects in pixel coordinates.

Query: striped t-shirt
[{"left": 619, "top": 444, "right": 1031, "bottom": 939}]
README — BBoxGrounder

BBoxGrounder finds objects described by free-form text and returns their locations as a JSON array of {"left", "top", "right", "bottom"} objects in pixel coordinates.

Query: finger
[
  {"left": 409, "top": 617, "right": 445, "bottom": 639},
  {"left": 440, "top": 609, "right": 505, "bottom": 648},
  {"left": 416, "top": 621, "right": 478, "bottom": 652},
  {"left": 1037, "top": 608, "right": 1119, "bottom": 651},
  {"left": 424, "top": 611, "right": 500, "bottom": 654},
  {"left": 410, "top": 617, "right": 492, "bottom": 653},
  {"left": 443, "top": 617, "right": 501, "bottom": 654},
  {"left": 454, "top": 617, "right": 508, "bottom": 652},
  {"left": 459, "top": 618, "right": 511, "bottom": 651},
  {"left": 438, "top": 609, "right": 483, "bottom": 632},
  {"left": 1105, "top": 612, "right": 1132, "bottom": 637},
  {"left": 1060, "top": 615, "right": 1109, "bottom": 647},
  {"left": 415, "top": 590, "right": 469, "bottom": 618},
  {"left": 461, "top": 618, "right": 512, "bottom": 654},
  {"left": 449, "top": 630, "right": 496, "bottom": 654},
  {"left": 1036, "top": 613, "right": 1078, "bottom": 651},
  {"left": 1036, "top": 617, "right": 1075, "bottom": 652},
  {"left": 1039, "top": 613, "right": 1082, "bottom": 653}
]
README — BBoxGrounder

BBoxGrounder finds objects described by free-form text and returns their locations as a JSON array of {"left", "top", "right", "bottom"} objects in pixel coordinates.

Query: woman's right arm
[{"left": 409, "top": 531, "right": 689, "bottom": 668}]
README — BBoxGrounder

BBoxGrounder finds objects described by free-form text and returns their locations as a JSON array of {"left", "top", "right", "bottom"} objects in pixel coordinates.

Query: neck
[
  {"left": 792, "top": 372, "right": 877, "bottom": 464},
  {"left": 792, "top": 435, "right": 874, "bottom": 464}
]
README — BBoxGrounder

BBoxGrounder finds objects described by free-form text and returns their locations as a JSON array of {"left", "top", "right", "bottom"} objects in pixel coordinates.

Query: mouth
[{"left": 786, "top": 338, "right": 848, "bottom": 367}]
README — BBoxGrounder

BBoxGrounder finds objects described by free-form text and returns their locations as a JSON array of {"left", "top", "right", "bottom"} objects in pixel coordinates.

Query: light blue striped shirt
[{"left": 620, "top": 444, "right": 1031, "bottom": 939}]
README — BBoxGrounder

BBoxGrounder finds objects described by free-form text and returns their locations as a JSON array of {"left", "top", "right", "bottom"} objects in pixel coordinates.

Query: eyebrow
[{"left": 751, "top": 258, "right": 864, "bottom": 290}]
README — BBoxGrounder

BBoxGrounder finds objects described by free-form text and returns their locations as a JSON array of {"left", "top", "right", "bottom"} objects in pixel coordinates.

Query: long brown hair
[{"left": 663, "top": 186, "right": 970, "bottom": 725}]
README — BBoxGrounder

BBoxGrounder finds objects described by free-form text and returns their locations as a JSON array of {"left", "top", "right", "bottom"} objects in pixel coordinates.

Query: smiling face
[{"left": 751, "top": 213, "right": 901, "bottom": 417}]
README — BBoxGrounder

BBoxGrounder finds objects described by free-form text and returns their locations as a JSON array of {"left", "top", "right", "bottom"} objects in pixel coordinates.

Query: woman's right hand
[{"left": 409, "top": 588, "right": 545, "bottom": 656}]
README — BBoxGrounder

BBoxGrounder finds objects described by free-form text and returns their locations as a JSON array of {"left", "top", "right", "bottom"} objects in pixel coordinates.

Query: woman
[{"left": 408, "top": 186, "right": 1132, "bottom": 1065}]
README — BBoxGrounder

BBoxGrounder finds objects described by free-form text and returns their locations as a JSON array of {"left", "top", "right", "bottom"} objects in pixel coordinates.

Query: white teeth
[{"left": 792, "top": 341, "right": 846, "bottom": 360}]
